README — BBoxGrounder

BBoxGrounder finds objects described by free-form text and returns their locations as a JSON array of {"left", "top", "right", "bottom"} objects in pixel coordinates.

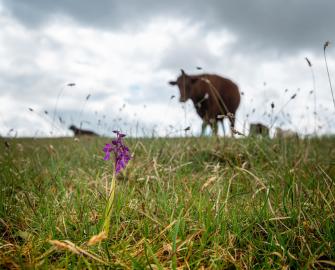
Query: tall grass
[
  {"left": 305, "top": 57, "right": 318, "bottom": 134},
  {"left": 323, "top": 41, "right": 335, "bottom": 109},
  {"left": 1, "top": 136, "right": 334, "bottom": 269}
]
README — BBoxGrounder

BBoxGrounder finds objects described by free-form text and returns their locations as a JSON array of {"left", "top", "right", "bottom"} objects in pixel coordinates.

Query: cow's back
[{"left": 196, "top": 74, "right": 240, "bottom": 117}]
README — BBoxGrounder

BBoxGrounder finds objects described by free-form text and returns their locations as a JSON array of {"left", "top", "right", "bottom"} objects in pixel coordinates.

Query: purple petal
[
  {"left": 113, "top": 130, "right": 126, "bottom": 137},
  {"left": 103, "top": 143, "right": 112, "bottom": 152},
  {"left": 103, "top": 152, "right": 111, "bottom": 160},
  {"left": 112, "top": 140, "right": 118, "bottom": 145}
]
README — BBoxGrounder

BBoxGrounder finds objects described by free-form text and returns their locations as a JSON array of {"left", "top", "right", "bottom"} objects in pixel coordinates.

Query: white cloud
[{"left": 0, "top": 4, "right": 334, "bottom": 138}]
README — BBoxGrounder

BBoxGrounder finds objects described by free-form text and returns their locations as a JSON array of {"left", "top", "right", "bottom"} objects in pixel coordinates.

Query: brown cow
[
  {"left": 69, "top": 125, "right": 98, "bottom": 136},
  {"left": 169, "top": 69, "right": 240, "bottom": 135}
]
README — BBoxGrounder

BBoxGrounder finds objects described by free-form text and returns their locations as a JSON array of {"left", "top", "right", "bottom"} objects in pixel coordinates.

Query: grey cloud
[
  {"left": 2, "top": 0, "right": 335, "bottom": 53},
  {"left": 1, "top": 0, "right": 172, "bottom": 30}
]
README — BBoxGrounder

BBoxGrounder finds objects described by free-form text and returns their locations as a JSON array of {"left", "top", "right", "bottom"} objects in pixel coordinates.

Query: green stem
[{"left": 102, "top": 173, "right": 116, "bottom": 236}]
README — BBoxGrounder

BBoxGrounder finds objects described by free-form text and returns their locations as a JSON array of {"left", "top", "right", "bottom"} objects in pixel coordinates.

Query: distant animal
[
  {"left": 274, "top": 128, "right": 298, "bottom": 139},
  {"left": 69, "top": 125, "right": 98, "bottom": 136},
  {"left": 169, "top": 69, "right": 241, "bottom": 136},
  {"left": 249, "top": 123, "right": 269, "bottom": 137}
]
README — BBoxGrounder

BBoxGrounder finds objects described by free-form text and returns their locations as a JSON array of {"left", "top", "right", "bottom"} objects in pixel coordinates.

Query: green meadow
[{"left": 1, "top": 136, "right": 334, "bottom": 269}]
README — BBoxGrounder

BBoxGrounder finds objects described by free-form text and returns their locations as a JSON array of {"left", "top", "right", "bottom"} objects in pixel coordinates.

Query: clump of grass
[{"left": 0, "top": 136, "right": 334, "bottom": 268}]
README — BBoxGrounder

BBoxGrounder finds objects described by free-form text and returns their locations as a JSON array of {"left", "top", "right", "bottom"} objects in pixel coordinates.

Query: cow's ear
[
  {"left": 169, "top": 81, "right": 177, "bottom": 86},
  {"left": 181, "top": 69, "right": 186, "bottom": 75},
  {"left": 191, "top": 78, "right": 198, "bottom": 84}
]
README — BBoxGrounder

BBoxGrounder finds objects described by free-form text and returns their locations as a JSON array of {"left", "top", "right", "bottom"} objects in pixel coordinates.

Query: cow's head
[
  {"left": 169, "top": 69, "right": 198, "bottom": 102},
  {"left": 69, "top": 125, "right": 76, "bottom": 132}
]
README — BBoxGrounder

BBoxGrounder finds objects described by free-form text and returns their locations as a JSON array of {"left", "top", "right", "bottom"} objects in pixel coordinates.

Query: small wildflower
[
  {"left": 103, "top": 131, "right": 131, "bottom": 174},
  {"left": 101, "top": 131, "right": 131, "bottom": 237}
]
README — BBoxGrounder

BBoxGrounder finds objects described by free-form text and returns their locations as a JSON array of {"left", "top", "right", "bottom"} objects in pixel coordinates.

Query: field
[{"left": 1, "top": 135, "right": 335, "bottom": 269}]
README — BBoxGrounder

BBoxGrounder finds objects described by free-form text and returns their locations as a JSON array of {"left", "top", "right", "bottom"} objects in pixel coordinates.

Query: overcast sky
[{"left": 0, "top": 0, "right": 335, "bottom": 137}]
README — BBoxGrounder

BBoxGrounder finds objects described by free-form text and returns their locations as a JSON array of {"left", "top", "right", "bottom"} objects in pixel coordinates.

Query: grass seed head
[
  {"left": 305, "top": 57, "right": 312, "bottom": 67},
  {"left": 88, "top": 231, "right": 107, "bottom": 246},
  {"left": 324, "top": 40, "right": 330, "bottom": 51}
]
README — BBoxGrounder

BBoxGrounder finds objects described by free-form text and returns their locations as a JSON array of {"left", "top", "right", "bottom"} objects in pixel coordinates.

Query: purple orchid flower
[{"left": 103, "top": 131, "right": 131, "bottom": 174}]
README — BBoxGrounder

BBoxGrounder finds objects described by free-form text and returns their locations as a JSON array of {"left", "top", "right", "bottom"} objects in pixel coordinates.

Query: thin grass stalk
[
  {"left": 29, "top": 108, "right": 63, "bottom": 136},
  {"left": 305, "top": 57, "right": 317, "bottom": 134},
  {"left": 270, "top": 93, "right": 297, "bottom": 129},
  {"left": 182, "top": 71, "right": 188, "bottom": 135},
  {"left": 270, "top": 105, "right": 274, "bottom": 127},
  {"left": 323, "top": 41, "right": 335, "bottom": 109},
  {"left": 312, "top": 68, "right": 317, "bottom": 134},
  {"left": 78, "top": 94, "right": 91, "bottom": 130},
  {"left": 52, "top": 85, "right": 66, "bottom": 134}
]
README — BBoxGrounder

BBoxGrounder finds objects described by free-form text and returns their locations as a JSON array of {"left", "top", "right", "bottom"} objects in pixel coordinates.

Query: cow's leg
[
  {"left": 201, "top": 121, "right": 207, "bottom": 136},
  {"left": 210, "top": 119, "right": 218, "bottom": 136},
  {"left": 220, "top": 119, "right": 226, "bottom": 137},
  {"left": 230, "top": 117, "right": 236, "bottom": 137}
]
